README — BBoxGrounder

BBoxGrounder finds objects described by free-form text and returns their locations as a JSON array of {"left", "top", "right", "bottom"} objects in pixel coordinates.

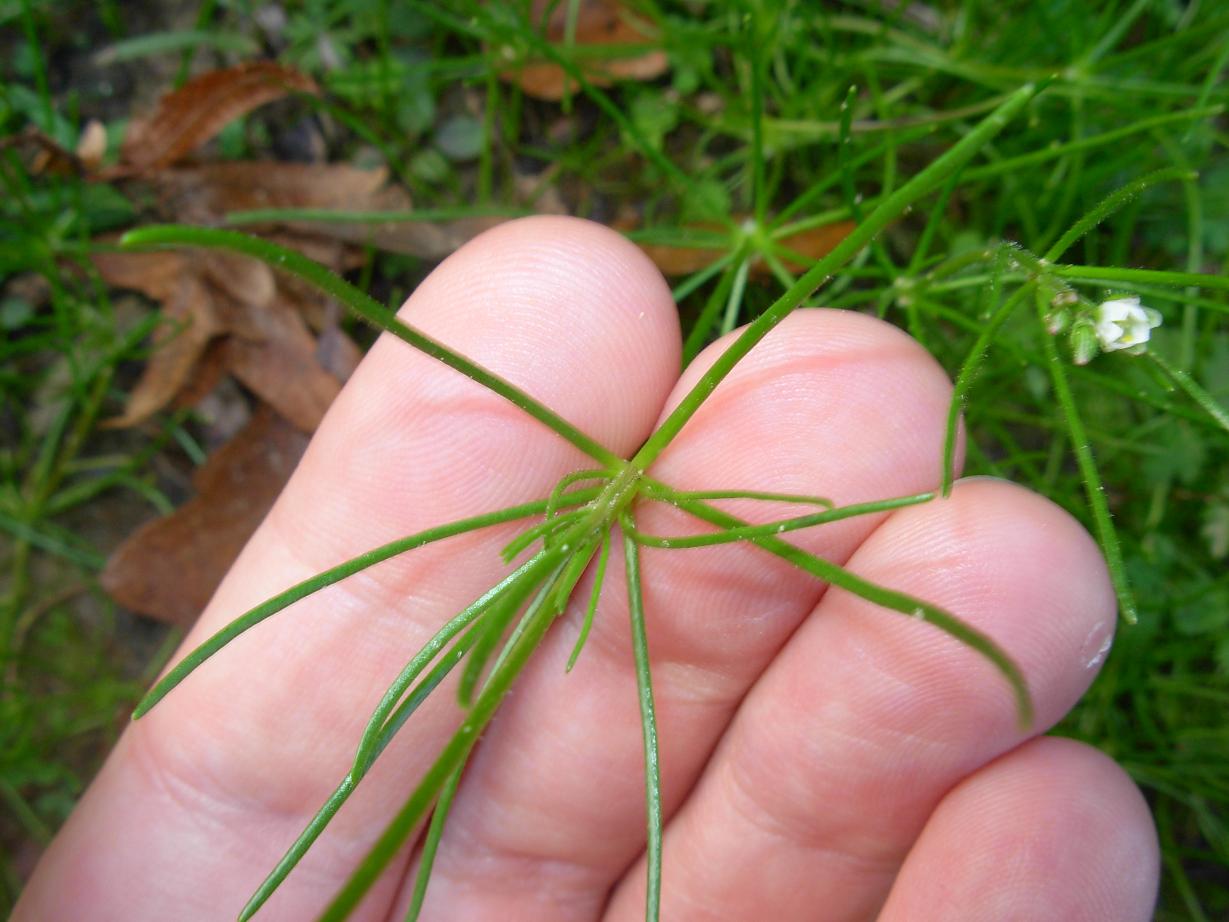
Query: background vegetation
[{"left": 2, "top": 0, "right": 1227, "bottom": 917}]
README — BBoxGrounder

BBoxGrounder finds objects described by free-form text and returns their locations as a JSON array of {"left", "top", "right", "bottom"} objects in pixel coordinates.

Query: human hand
[{"left": 17, "top": 217, "right": 1159, "bottom": 921}]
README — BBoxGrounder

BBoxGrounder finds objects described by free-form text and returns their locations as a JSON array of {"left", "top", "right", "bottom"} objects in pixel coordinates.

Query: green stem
[
  {"left": 351, "top": 552, "right": 553, "bottom": 778},
  {"left": 622, "top": 524, "right": 662, "bottom": 922},
  {"left": 117, "top": 227, "right": 621, "bottom": 468},
  {"left": 403, "top": 765, "right": 463, "bottom": 922},
  {"left": 631, "top": 82, "right": 1042, "bottom": 471},
  {"left": 669, "top": 496, "right": 1034, "bottom": 728},
  {"left": 315, "top": 550, "right": 568, "bottom": 921},
  {"left": 627, "top": 492, "right": 933, "bottom": 548},
  {"left": 566, "top": 527, "right": 611, "bottom": 672},
  {"left": 1043, "top": 166, "right": 1196, "bottom": 263},
  {"left": 1145, "top": 351, "right": 1229, "bottom": 434},
  {"left": 240, "top": 624, "right": 472, "bottom": 922},
  {"left": 1054, "top": 265, "right": 1229, "bottom": 292},
  {"left": 1033, "top": 301, "right": 1137, "bottom": 624}
]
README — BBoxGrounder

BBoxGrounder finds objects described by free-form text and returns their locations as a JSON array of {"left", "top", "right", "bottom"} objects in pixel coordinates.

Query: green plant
[
  {"left": 6, "top": 0, "right": 1229, "bottom": 917},
  {"left": 117, "top": 74, "right": 1229, "bottom": 919}
]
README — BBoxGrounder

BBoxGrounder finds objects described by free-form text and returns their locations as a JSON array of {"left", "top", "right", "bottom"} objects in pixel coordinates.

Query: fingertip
[{"left": 882, "top": 736, "right": 1159, "bottom": 922}]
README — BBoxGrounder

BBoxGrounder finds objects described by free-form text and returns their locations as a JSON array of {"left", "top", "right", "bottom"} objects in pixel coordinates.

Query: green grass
[{"left": 3, "top": 0, "right": 1229, "bottom": 918}]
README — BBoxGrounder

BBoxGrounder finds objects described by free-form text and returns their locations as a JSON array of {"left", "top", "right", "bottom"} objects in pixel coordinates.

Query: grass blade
[
  {"left": 627, "top": 492, "right": 934, "bottom": 548},
  {"left": 402, "top": 765, "right": 462, "bottom": 922},
  {"left": 566, "top": 527, "right": 611, "bottom": 672},
  {"left": 668, "top": 496, "right": 1034, "bottom": 729},
  {"left": 622, "top": 522, "right": 662, "bottom": 922}
]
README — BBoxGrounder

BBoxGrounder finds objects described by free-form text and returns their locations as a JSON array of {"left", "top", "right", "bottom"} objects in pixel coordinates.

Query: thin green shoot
[
  {"left": 624, "top": 492, "right": 935, "bottom": 549},
  {"left": 621, "top": 523, "right": 662, "bottom": 922},
  {"left": 241, "top": 623, "right": 474, "bottom": 922},
  {"left": 941, "top": 277, "right": 1036, "bottom": 496},
  {"left": 1043, "top": 166, "right": 1197, "bottom": 263},
  {"left": 1145, "top": 350, "right": 1229, "bottom": 434},
  {"left": 458, "top": 556, "right": 571, "bottom": 707},
  {"left": 316, "top": 543, "right": 570, "bottom": 922},
  {"left": 566, "top": 527, "right": 611, "bottom": 672},
  {"left": 719, "top": 255, "right": 751, "bottom": 336},
  {"left": 1033, "top": 298, "right": 1137, "bottom": 624},
  {"left": 644, "top": 486, "right": 834, "bottom": 509},
  {"left": 545, "top": 469, "right": 611, "bottom": 521},
  {"left": 132, "top": 494, "right": 598, "bottom": 719},
  {"left": 351, "top": 552, "right": 553, "bottom": 779},
  {"left": 683, "top": 246, "right": 749, "bottom": 364},
  {"left": 501, "top": 508, "right": 585, "bottom": 562},
  {"left": 403, "top": 764, "right": 462, "bottom": 922},
  {"left": 669, "top": 495, "right": 1035, "bottom": 729}
]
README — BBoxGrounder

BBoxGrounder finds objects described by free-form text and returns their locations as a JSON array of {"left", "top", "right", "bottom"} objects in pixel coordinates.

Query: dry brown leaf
[
  {"left": 149, "top": 162, "right": 405, "bottom": 223},
  {"left": 92, "top": 251, "right": 223, "bottom": 427},
  {"left": 502, "top": 0, "right": 669, "bottom": 101},
  {"left": 101, "top": 408, "right": 308, "bottom": 625},
  {"left": 632, "top": 219, "right": 858, "bottom": 276},
  {"left": 93, "top": 248, "right": 348, "bottom": 430},
  {"left": 121, "top": 61, "right": 319, "bottom": 172},
  {"left": 219, "top": 294, "right": 341, "bottom": 431},
  {"left": 7, "top": 127, "right": 84, "bottom": 177}
]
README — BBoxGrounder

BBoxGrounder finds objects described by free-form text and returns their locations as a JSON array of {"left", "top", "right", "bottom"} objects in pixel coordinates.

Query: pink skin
[{"left": 15, "top": 217, "right": 1158, "bottom": 921}]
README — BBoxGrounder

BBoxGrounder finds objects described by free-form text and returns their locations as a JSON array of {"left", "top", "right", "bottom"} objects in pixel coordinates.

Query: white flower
[{"left": 1094, "top": 296, "right": 1162, "bottom": 353}]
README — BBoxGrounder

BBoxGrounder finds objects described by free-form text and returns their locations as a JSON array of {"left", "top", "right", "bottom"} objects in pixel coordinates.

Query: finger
[
  {"left": 403, "top": 309, "right": 962, "bottom": 919},
  {"left": 879, "top": 736, "right": 1159, "bottom": 922},
  {"left": 14, "top": 216, "right": 680, "bottom": 922},
  {"left": 603, "top": 478, "right": 1117, "bottom": 921}
]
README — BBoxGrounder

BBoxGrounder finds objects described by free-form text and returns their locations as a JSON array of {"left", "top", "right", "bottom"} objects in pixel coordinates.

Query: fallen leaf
[
  {"left": 218, "top": 293, "right": 341, "bottom": 431},
  {"left": 120, "top": 61, "right": 319, "bottom": 172},
  {"left": 629, "top": 218, "right": 858, "bottom": 276},
  {"left": 501, "top": 0, "right": 669, "bottom": 101},
  {"left": 93, "top": 251, "right": 223, "bottom": 426},
  {"left": 92, "top": 248, "right": 346, "bottom": 430},
  {"left": 139, "top": 161, "right": 499, "bottom": 259},
  {"left": 101, "top": 407, "right": 308, "bottom": 625},
  {"left": 6, "top": 127, "right": 84, "bottom": 177},
  {"left": 149, "top": 161, "right": 406, "bottom": 223}
]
